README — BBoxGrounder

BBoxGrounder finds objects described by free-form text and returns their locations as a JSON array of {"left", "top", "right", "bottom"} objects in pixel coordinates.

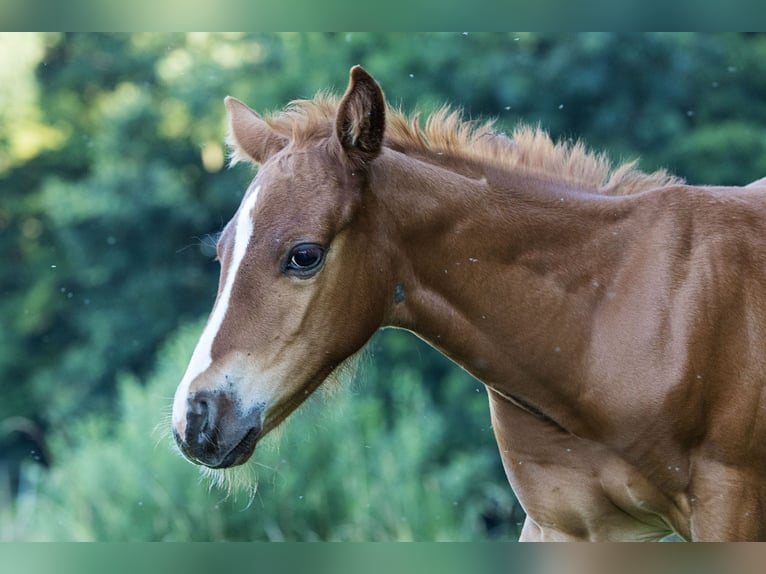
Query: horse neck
[{"left": 373, "top": 149, "right": 643, "bottom": 427}]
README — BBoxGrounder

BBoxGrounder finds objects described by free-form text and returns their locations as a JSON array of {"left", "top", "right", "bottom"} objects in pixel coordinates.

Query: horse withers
[{"left": 172, "top": 65, "right": 766, "bottom": 541}]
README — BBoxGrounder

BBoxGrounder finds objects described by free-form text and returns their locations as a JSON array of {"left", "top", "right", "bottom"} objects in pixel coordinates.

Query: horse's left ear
[
  {"left": 335, "top": 65, "right": 386, "bottom": 168},
  {"left": 225, "top": 96, "right": 288, "bottom": 165}
]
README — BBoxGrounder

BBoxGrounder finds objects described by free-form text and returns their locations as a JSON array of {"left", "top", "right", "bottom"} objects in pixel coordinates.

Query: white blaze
[{"left": 172, "top": 185, "right": 261, "bottom": 435}]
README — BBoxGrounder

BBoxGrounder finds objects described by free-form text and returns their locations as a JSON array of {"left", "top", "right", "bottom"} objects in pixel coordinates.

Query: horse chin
[
  {"left": 206, "top": 426, "right": 260, "bottom": 469},
  {"left": 173, "top": 421, "right": 261, "bottom": 469}
]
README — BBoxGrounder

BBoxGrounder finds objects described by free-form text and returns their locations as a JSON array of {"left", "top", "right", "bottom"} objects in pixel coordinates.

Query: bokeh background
[{"left": 2, "top": 32, "right": 766, "bottom": 541}]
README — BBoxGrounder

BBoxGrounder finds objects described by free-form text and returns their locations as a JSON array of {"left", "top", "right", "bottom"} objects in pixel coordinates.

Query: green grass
[{"left": 2, "top": 322, "right": 517, "bottom": 541}]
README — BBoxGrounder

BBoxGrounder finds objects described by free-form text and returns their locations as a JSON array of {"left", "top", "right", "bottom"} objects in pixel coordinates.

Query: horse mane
[{"left": 258, "top": 92, "right": 683, "bottom": 195}]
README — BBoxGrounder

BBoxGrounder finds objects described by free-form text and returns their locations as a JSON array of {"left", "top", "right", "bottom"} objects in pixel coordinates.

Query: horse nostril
[
  {"left": 190, "top": 397, "right": 205, "bottom": 412},
  {"left": 175, "top": 389, "right": 262, "bottom": 468},
  {"left": 185, "top": 392, "right": 217, "bottom": 446}
]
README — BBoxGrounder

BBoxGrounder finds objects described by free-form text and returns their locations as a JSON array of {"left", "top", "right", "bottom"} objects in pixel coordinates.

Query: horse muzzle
[{"left": 173, "top": 389, "right": 264, "bottom": 468}]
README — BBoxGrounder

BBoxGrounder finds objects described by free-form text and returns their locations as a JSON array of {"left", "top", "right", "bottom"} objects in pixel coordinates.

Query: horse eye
[{"left": 285, "top": 244, "right": 325, "bottom": 277}]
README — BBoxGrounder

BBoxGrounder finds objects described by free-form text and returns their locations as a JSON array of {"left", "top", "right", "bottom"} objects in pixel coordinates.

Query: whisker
[{"left": 176, "top": 231, "right": 222, "bottom": 258}]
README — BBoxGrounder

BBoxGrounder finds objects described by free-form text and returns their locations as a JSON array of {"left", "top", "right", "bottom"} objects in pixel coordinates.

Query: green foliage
[{"left": 1, "top": 323, "right": 515, "bottom": 541}]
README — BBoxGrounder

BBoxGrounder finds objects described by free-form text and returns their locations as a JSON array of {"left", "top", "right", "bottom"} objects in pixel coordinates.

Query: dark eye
[{"left": 284, "top": 243, "right": 325, "bottom": 277}]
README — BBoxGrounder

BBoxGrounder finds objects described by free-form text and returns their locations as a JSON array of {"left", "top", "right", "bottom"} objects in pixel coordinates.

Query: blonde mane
[{"left": 260, "top": 93, "right": 683, "bottom": 195}]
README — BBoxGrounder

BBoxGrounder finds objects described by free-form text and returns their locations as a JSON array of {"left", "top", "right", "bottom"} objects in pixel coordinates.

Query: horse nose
[
  {"left": 173, "top": 389, "right": 263, "bottom": 468},
  {"left": 177, "top": 391, "right": 221, "bottom": 460},
  {"left": 187, "top": 392, "right": 214, "bottom": 439}
]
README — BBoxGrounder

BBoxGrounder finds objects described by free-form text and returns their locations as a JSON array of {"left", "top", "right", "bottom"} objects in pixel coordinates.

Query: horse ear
[
  {"left": 224, "top": 96, "right": 287, "bottom": 165},
  {"left": 335, "top": 65, "right": 386, "bottom": 167}
]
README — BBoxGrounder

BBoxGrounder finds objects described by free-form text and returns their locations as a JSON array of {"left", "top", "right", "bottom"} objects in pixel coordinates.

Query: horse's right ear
[
  {"left": 225, "top": 96, "right": 288, "bottom": 165},
  {"left": 335, "top": 65, "right": 386, "bottom": 168}
]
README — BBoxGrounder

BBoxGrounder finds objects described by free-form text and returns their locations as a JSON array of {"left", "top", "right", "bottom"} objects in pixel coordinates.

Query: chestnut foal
[{"left": 173, "top": 66, "right": 766, "bottom": 541}]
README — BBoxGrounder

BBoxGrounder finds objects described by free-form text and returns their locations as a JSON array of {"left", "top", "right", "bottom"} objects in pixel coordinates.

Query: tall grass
[{"left": 1, "top": 323, "right": 518, "bottom": 541}]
